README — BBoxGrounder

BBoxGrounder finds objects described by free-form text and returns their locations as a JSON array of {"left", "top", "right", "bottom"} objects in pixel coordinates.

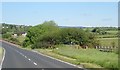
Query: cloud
[
  {"left": 102, "top": 18, "right": 112, "bottom": 21},
  {"left": 81, "top": 13, "right": 92, "bottom": 16}
]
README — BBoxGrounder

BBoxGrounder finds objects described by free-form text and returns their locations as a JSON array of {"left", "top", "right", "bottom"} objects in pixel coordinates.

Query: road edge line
[
  {"left": 32, "top": 50, "right": 84, "bottom": 69},
  {"left": 0, "top": 47, "right": 6, "bottom": 70}
]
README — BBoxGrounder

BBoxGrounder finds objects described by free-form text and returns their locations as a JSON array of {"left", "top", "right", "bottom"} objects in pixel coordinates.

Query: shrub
[{"left": 2, "top": 33, "right": 11, "bottom": 38}]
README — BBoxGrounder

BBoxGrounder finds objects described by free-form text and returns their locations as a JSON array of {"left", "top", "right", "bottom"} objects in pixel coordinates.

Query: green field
[
  {"left": 36, "top": 45, "right": 118, "bottom": 68},
  {"left": 98, "top": 38, "right": 118, "bottom": 47},
  {"left": 106, "top": 31, "right": 118, "bottom": 35}
]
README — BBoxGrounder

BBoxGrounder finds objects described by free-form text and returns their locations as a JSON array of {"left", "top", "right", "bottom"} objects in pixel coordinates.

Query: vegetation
[
  {"left": 1, "top": 23, "right": 31, "bottom": 45},
  {"left": 97, "top": 38, "right": 118, "bottom": 47},
  {"left": 0, "top": 47, "right": 3, "bottom": 62},
  {"left": 35, "top": 45, "right": 118, "bottom": 68},
  {"left": 1, "top": 21, "right": 118, "bottom": 69},
  {"left": 53, "top": 45, "right": 118, "bottom": 68},
  {"left": 1, "top": 23, "right": 31, "bottom": 35},
  {"left": 23, "top": 21, "right": 98, "bottom": 49}
]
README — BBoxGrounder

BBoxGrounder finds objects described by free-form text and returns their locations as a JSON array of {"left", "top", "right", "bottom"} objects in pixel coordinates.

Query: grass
[
  {"left": 0, "top": 47, "right": 3, "bottom": 63},
  {"left": 52, "top": 45, "right": 118, "bottom": 68},
  {"left": 34, "top": 45, "right": 118, "bottom": 69},
  {"left": 96, "top": 30, "right": 118, "bottom": 38},
  {"left": 35, "top": 48, "right": 102, "bottom": 68},
  {"left": 106, "top": 31, "right": 118, "bottom": 35},
  {"left": 97, "top": 35, "right": 117, "bottom": 38},
  {"left": 34, "top": 49, "right": 80, "bottom": 65},
  {"left": 97, "top": 38, "right": 118, "bottom": 47}
]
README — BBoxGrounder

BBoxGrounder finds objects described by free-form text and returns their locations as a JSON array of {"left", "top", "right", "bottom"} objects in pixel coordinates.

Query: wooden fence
[{"left": 95, "top": 46, "right": 118, "bottom": 52}]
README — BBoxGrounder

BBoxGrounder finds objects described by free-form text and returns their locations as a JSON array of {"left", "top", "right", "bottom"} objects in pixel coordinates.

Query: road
[{"left": 0, "top": 41, "right": 84, "bottom": 69}]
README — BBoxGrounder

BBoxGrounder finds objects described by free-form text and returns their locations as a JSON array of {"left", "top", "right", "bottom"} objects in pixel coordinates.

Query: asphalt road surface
[{"left": 0, "top": 41, "right": 83, "bottom": 69}]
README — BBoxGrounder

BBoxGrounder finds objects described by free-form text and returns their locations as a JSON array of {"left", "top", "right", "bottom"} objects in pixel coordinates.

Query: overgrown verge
[
  {"left": 34, "top": 48, "right": 102, "bottom": 68},
  {"left": 31, "top": 44, "right": 118, "bottom": 69},
  {"left": 0, "top": 47, "right": 4, "bottom": 64},
  {"left": 2, "top": 38, "right": 21, "bottom": 46},
  {"left": 51, "top": 45, "right": 118, "bottom": 69}
]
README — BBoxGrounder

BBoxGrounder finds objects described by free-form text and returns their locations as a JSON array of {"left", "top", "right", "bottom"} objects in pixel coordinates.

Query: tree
[
  {"left": 23, "top": 20, "right": 59, "bottom": 48},
  {"left": 92, "top": 27, "right": 107, "bottom": 35},
  {"left": 23, "top": 20, "right": 98, "bottom": 49}
]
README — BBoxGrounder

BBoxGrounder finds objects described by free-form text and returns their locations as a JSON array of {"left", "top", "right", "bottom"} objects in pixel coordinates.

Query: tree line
[{"left": 23, "top": 21, "right": 99, "bottom": 49}]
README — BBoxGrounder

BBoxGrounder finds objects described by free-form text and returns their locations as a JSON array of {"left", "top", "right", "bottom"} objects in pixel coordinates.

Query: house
[
  {"left": 12, "top": 33, "right": 18, "bottom": 38},
  {"left": 22, "top": 32, "right": 27, "bottom": 37}
]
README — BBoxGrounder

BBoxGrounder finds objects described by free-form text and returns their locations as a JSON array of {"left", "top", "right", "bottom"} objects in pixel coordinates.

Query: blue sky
[{"left": 2, "top": 2, "right": 118, "bottom": 27}]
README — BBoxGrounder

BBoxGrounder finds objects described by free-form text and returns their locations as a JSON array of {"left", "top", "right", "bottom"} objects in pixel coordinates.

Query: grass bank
[
  {"left": 34, "top": 45, "right": 118, "bottom": 69},
  {"left": 0, "top": 47, "right": 3, "bottom": 63}
]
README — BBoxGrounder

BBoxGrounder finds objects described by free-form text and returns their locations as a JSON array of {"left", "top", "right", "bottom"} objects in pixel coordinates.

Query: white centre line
[
  {"left": 33, "top": 62, "right": 37, "bottom": 65},
  {"left": 15, "top": 50, "right": 38, "bottom": 66},
  {"left": 28, "top": 58, "right": 31, "bottom": 61},
  {"left": 24, "top": 56, "right": 27, "bottom": 58}
]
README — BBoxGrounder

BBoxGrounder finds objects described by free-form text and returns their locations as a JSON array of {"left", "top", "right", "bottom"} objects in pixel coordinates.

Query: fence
[{"left": 95, "top": 46, "right": 118, "bottom": 52}]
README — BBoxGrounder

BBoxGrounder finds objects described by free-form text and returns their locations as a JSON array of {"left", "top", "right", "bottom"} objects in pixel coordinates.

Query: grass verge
[
  {"left": 0, "top": 47, "right": 3, "bottom": 63},
  {"left": 33, "top": 48, "right": 103, "bottom": 68},
  {"left": 30, "top": 45, "right": 118, "bottom": 69}
]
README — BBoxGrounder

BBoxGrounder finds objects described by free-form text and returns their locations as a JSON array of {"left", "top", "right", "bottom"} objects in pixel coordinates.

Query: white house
[{"left": 22, "top": 32, "right": 27, "bottom": 37}]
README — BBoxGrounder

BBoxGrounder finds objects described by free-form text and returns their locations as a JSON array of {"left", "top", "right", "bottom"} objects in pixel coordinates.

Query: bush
[
  {"left": 33, "top": 41, "right": 55, "bottom": 49},
  {"left": 8, "top": 37, "right": 21, "bottom": 45},
  {"left": 2, "top": 33, "right": 11, "bottom": 38},
  {"left": 9, "top": 37, "right": 18, "bottom": 42}
]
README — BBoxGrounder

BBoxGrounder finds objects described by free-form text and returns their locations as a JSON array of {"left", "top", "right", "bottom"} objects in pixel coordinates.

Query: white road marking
[
  {"left": 32, "top": 50, "right": 83, "bottom": 68},
  {"left": 15, "top": 50, "right": 38, "bottom": 66},
  {"left": 33, "top": 62, "right": 37, "bottom": 65},
  {"left": 28, "top": 58, "right": 31, "bottom": 61},
  {"left": 1, "top": 41, "right": 39, "bottom": 67},
  {"left": 24, "top": 56, "right": 27, "bottom": 58}
]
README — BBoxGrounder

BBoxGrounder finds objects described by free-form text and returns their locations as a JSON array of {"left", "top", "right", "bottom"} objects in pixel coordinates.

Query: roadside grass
[
  {"left": 33, "top": 45, "right": 118, "bottom": 68},
  {"left": 34, "top": 49, "right": 80, "bottom": 65},
  {"left": 97, "top": 38, "right": 118, "bottom": 47},
  {"left": 0, "top": 47, "right": 3, "bottom": 63},
  {"left": 34, "top": 48, "right": 102, "bottom": 68},
  {"left": 52, "top": 45, "right": 118, "bottom": 68}
]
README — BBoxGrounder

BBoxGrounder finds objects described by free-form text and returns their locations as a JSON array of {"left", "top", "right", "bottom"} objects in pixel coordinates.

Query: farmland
[{"left": 97, "top": 38, "right": 118, "bottom": 47}]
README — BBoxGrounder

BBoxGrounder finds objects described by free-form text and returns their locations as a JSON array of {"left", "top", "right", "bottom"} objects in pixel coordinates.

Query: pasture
[{"left": 97, "top": 38, "right": 118, "bottom": 47}]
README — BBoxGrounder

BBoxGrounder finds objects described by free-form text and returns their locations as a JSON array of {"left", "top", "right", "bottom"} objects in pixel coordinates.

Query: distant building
[
  {"left": 12, "top": 34, "right": 17, "bottom": 38},
  {"left": 22, "top": 32, "right": 27, "bottom": 37}
]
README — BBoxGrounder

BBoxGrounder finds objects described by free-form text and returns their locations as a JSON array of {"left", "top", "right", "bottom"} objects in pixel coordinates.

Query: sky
[{"left": 1, "top": 2, "right": 118, "bottom": 27}]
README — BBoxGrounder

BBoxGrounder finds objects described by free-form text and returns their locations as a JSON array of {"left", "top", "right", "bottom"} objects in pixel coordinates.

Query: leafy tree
[
  {"left": 23, "top": 21, "right": 98, "bottom": 49},
  {"left": 92, "top": 27, "right": 107, "bottom": 35}
]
